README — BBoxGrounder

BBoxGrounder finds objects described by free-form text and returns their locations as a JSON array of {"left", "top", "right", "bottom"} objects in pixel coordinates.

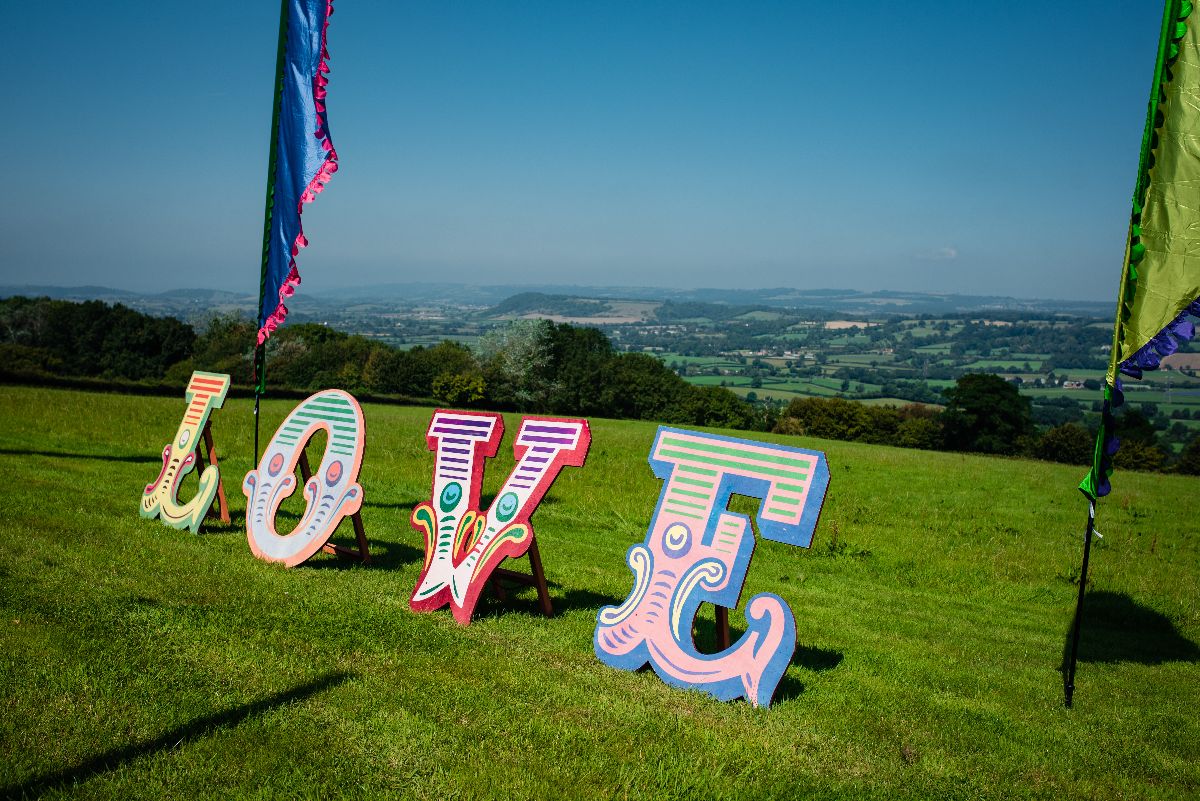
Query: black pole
[
  {"left": 253, "top": 0, "right": 291, "bottom": 467},
  {"left": 253, "top": 390, "right": 262, "bottom": 466},
  {"left": 253, "top": 342, "right": 267, "bottom": 466},
  {"left": 1064, "top": 500, "right": 1096, "bottom": 708}
]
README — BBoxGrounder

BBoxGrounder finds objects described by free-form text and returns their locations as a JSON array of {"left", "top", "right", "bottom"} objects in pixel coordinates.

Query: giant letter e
[{"left": 594, "top": 427, "right": 829, "bottom": 707}]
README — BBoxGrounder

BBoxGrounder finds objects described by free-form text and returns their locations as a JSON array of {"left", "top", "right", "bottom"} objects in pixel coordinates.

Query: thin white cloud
[{"left": 915, "top": 246, "right": 958, "bottom": 262}]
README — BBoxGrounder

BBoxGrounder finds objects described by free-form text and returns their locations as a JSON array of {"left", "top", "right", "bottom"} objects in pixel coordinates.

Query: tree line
[
  {"left": 0, "top": 297, "right": 765, "bottom": 430},
  {"left": 772, "top": 373, "right": 1200, "bottom": 475},
  {"left": 2, "top": 296, "right": 1198, "bottom": 474}
]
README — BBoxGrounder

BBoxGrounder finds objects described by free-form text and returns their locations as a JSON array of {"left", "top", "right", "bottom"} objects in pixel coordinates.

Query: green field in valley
[
  {"left": 1, "top": 386, "right": 1198, "bottom": 799},
  {"left": 659, "top": 340, "right": 1200, "bottom": 431}
]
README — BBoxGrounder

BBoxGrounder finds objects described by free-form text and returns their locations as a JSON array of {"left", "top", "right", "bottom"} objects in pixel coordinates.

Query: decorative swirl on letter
[
  {"left": 669, "top": 559, "right": 726, "bottom": 643},
  {"left": 597, "top": 545, "right": 654, "bottom": 626}
]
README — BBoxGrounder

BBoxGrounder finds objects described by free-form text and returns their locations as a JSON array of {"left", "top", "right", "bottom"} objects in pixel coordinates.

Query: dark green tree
[
  {"left": 774, "top": 397, "right": 869, "bottom": 441},
  {"left": 539, "top": 323, "right": 615, "bottom": 415},
  {"left": 1114, "top": 408, "right": 1159, "bottom": 445},
  {"left": 1176, "top": 436, "right": 1200, "bottom": 475},
  {"left": 598, "top": 352, "right": 689, "bottom": 421},
  {"left": 192, "top": 314, "right": 257, "bottom": 378},
  {"left": 1114, "top": 440, "right": 1167, "bottom": 473},
  {"left": 0, "top": 297, "right": 194, "bottom": 380},
  {"left": 940, "top": 373, "right": 1032, "bottom": 454},
  {"left": 895, "top": 417, "right": 942, "bottom": 450},
  {"left": 679, "top": 385, "right": 756, "bottom": 430},
  {"left": 1034, "top": 422, "right": 1093, "bottom": 465}
]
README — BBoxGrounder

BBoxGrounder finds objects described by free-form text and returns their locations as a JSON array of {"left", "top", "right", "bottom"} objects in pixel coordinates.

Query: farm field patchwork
[{"left": 0, "top": 386, "right": 1197, "bottom": 800}]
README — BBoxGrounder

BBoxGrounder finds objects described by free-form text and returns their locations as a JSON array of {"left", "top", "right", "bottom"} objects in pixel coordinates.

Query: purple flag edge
[{"left": 257, "top": 0, "right": 339, "bottom": 346}]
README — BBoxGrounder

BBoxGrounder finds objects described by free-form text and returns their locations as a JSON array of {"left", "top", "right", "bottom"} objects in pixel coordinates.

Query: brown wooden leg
[
  {"left": 350, "top": 511, "right": 371, "bottom": 565},
  {"left": 715, "top": 606, "right": 731, "bottom": 651},
  {"left": 202, "top": 424, "right": 230, "bottom": 524},
  {"left": 488, "top": 537, "right": 554, "bottom": 617},
  {"left": 527, "top": 538, "right": 554, "bottom": 618},
  {"left": 304, "top": 447, "right": 370, "bottom": 565},
  {"left": 297, "top": 448, "right": 313, "bottom": 482}
]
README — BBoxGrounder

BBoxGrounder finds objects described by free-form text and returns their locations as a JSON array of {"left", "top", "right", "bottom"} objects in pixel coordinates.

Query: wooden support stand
[
  {"left": 297, "top": 449, "right": 371, "bottom": 565},
  {"left": 193, "top": 421, "right": 231, "bottom": 526},
  {"left": 715, "top": 606, "right": 731, "bottom": 651},
  {"left": 694, "top": 605, "right": 733, "bottom": 651},
  {"left": 488, "top": 538, "right": 554, "bottom": 617}
]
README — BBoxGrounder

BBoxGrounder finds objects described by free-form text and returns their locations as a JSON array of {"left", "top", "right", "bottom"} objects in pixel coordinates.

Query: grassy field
[{"left": 1, "top": 385, "right": 1198, "bottom": 800}]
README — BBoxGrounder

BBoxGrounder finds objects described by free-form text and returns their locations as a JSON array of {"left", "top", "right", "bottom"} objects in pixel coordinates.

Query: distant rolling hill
[{"left": 0, "top": 282, "right": 1114, "bottom": 319}]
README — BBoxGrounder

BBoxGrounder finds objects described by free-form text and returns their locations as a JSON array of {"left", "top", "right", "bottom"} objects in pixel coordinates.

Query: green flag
[{"left": 1081, "top": 0, "right": 1200, "bottom": 500}]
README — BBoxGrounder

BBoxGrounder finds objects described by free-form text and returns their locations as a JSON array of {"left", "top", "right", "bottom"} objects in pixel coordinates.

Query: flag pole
[
  {"left": 1067, "top": 0, "right": 1180, "bottom": 708},
  {"left": 1063, "top": 500, "right": 1096, "bottom": 708},
  {"left": 254, "top": 0, "right": 291, "bottom": 466}
]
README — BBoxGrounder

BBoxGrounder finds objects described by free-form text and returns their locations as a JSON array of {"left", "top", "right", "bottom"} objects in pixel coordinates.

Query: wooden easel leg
[
  {"left": 489, "top": 536, "right": 554, "bottom": 618},
  {"left": 202, "top": 423, "right": 230, "bottom": 525},
  {"left": 300, "top": 447, "right": 371, "bottom": 565},
  {"left": 715, "top": 606, "right": 731, "bottom": 651},
  {"left": 527, "top": 538, "right": 554, "bottom": 618},
  {"left": 193, "top": 422, "right": 230, "bottom": 529},
  {"left": 350, "top": 511, "right": 371, "bottom": 565}
]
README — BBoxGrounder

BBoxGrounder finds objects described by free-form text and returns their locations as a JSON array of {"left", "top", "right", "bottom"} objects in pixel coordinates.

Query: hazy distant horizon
[{"left": 0, "top": 278, "right": 1120, "bottom": 311}]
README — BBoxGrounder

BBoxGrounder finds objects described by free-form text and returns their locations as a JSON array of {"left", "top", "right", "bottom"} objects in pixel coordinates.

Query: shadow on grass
[
  {"left": 792, "top": 644, "right": 845, "bottom": 672},
  {"left": 552, "top": 587, "right": 624, "bottom": 614},
  {"left": 194, "top": 504, "right": 246, "bottom": 535},
  {"left": 686, "top": 608, "right": 844, "bottom": 703},
  {"left": 361, "top": 498, "right": 424, "bottom": 513},
  {"left": 472, "top": 583, "right": 623, "bottom": 621},
  {"left": 1062, "top": 590, "right": 1200, "bottom": 669},
  {"left": 0, "top": 447, "right": 161, "bottom": 464},
  {"left": 1, "top": 671, "right": 353, "bottom": 800},
  {"left": 773, "top": 645, "right": 846, "bottom": 702},
  {"left": 198, "top": 519, "right": 241, "bottom": 536},
  {"left": 300, "top": 537, "right": 425, "bottom": 571}
]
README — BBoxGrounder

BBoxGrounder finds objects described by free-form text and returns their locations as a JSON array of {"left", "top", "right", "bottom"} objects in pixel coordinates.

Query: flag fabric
[
  {"left": 256, "top": 0, "right": 338, "bottom": 347},
  {"left": 1082, "top": 0, "right": 1200, "bottom": 500}
]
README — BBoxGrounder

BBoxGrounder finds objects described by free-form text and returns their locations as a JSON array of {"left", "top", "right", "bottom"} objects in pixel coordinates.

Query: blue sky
[{"left": 2, "top": 1, "right": 1163, "bottom": 300}]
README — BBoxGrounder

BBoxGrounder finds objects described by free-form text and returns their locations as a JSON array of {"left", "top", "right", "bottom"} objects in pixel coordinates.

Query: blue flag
[{"left": 257, "top": 0, "right": 338, "bottom": 346}]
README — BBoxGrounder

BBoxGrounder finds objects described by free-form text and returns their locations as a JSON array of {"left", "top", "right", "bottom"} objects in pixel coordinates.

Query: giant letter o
[{"left": 243, "top": 389, "right": 366, "bottom": 566}]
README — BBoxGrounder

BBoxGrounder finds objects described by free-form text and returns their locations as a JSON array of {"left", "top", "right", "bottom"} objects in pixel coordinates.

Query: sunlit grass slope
[{"left": 0, "top": 385, "right": 1197, "bottom": 800}]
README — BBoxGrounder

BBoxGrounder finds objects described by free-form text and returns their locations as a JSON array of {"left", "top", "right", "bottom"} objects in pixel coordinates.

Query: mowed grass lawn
[{"left": 1, "top": 385, "right": 1198, "bottom": 800}]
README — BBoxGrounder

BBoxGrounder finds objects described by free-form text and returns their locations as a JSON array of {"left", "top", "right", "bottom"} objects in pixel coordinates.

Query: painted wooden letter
[
  {"left": 243, "top": 389, "right": 365, "bottom": 567},
  {"left": 594, "top": 427, "right": 830, "bottom": 707},
  {"left": 410, "top": 410, "right": 590, "bottom": 624},
  {"left": 141, "top": 371, "right": 231, "bottom": 533}
]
